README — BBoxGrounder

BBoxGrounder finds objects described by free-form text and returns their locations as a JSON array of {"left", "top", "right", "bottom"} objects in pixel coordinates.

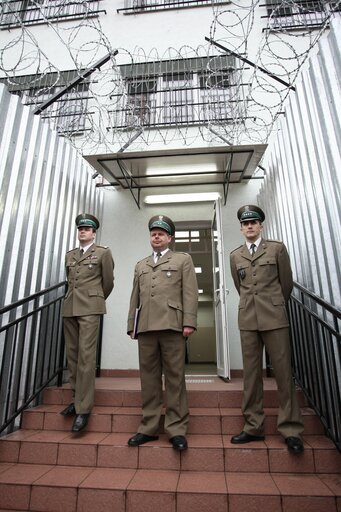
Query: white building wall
[{"left": 0, "top": 1, "right": 329, "bottom": 151}]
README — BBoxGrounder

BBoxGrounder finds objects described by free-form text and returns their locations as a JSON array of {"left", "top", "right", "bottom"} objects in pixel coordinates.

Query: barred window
[
  {"left": 162, "top": 72, "right": 195, "bottom": 124},
  {"left": 117, "top": 0, "right": 230, "bottom": 15},
  {"left": 125, "top": 78, "right": 158, "bottom": 126},
  {"left": 0, "top": 71, "right": 90, "bottom": 135},
  {"left": 265, "top": 0, "right": 340, "bottom": 29},
  {"left": 114, "top": 55, "right": 239, "bottom": 129},
  {"left": 0, "top": 0, "right": 103, "bottom": 29}
]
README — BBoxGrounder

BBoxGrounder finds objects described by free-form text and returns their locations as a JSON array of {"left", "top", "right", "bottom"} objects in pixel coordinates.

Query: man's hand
[{"left": 183, "top": 327, "right": 195, "bottom": 337}]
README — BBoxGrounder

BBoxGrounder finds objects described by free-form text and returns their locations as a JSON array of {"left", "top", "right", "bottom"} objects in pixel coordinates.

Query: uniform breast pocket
[
  {"left": 82, "top": 260, "right": 98, "bottom": 273},
  {"left": 138, "top": 269, "right": 149, "bottom": 284},
  {"left": 66, "top": 263, "right": 76, "bottom": 277},
  {"left": 161, "top": 265, "right": 179, "bottom": 282},
  {"left": 259, "top": 257, "right": 277, "bottom": 275}
]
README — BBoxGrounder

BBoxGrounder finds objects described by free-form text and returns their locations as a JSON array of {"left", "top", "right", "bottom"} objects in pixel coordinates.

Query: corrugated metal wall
[
  {"left": 0, "top": 82, "right": 103, "bottom": 309},
  {"left": 259, "top": 17, "right": 341, "bottom": 310}
]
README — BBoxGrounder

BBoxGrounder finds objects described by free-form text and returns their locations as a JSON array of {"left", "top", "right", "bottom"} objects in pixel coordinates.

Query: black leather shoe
[
  {"left": 286, "top": 436, "right": 304, "bottom": 454},
  {"left": 169, "top": 435, "right": 188, "bottom": 451},
  {"left": 72, "top": 414, "right": 89, "bottom": 432},
  {"left": 60, "top": 403, "right": 76, "bottom": 416},
  {"left": 128, "top": 433, "right": 159, "bottom": 446},
  {"left": 231, "top": 431, "right": 265, "bottom": 444}
]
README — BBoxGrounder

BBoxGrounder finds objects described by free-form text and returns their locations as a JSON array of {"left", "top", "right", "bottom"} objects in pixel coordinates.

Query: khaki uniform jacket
[
  {"left": 230, "top": 239, "right": 293, "bottom": 331},
  {"left": 127, "top": 250, "right": 198, "bottom": 334},
  {"left": 62, "top": 243, "right": 114, "bottom": 317}
]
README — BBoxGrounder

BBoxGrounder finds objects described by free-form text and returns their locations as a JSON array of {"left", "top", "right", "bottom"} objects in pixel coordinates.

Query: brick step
[
  {"left": 0, "top": 379, "right": 340, "bottom": 512},
  {"left": 0, "top": 464, "right": 340, "bottom": 512},
  {"left": 20, "top": 404, "right": 324, "bottom": 436},
  {"left": 42, "top": 384, "right": 308, "bottom": 409},
  {"left": 0, "top": 431, "right": 340, "bottom": 474}
]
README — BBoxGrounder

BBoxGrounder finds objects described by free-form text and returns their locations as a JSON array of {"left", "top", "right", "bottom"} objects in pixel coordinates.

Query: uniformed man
[
  {"left": 127, "top": 215, "right": 198, "bottom": 451},
  {"left": 61, "top": 213, "right": 114, "bottom": 432},
  {"left": 230, "top": 205, "right": 304, "bottom": 454}
]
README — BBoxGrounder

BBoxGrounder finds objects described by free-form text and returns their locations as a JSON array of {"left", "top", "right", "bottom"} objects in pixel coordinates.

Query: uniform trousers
[
  {"left": 240, "top": 327, "right": 304, "bottom": 439},
  {"left": 137, "top": 330, "right": 189, "bottom": 438},
  {"left": 63, "top": 315, "right": 100, "bottom": 414}
]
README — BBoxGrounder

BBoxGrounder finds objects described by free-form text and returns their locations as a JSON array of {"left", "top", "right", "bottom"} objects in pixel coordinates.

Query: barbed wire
[{"left": 0, "top": 0, "right": 339, "bottom": 153}]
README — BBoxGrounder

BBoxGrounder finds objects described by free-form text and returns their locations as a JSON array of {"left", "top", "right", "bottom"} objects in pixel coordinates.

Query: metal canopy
[{"left": 84, "top": 144, "right": 267, "bottom": 208}]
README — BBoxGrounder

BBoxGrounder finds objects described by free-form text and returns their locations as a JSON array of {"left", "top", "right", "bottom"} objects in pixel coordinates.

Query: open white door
[{"left": 212, "top": 198, "right": 230, "bottom": 380}]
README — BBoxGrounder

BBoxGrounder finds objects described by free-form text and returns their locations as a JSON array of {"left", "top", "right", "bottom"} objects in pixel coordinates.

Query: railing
[
  {"left": 0, "top": 283, "right": 67, "bottom": 436},
  {"left": 288, "top": 282, "right": 341, "bottom": 452}
]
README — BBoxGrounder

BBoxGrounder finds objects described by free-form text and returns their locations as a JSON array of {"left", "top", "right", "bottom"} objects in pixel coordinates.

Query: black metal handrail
[
  {"left": 0, "top": 282, "right": 67, "bottom": 436},
  {"left": 288, "top": 282, "right": 341, "bottom": 451}
]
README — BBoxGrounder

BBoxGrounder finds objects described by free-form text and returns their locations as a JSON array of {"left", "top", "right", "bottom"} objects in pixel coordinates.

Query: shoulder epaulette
[
  {"left": 230, "top": 244, "right": 244, "bottom": 254},
  {"left": 137, "top": 255, "right": 150, "bottom": 264}
]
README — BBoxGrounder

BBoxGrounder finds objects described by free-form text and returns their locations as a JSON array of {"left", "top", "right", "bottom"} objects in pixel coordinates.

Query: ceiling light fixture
[
  {"left": 144, "top": 192, "right": 221, "bottom": 204},
  {"left": 145, "top": 163, "right": 217, "bottom": 176}
]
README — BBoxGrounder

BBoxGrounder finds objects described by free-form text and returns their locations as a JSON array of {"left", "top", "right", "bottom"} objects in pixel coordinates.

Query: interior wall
[{"left": 101, "top": 180, "right": 261, "bottom": 371}]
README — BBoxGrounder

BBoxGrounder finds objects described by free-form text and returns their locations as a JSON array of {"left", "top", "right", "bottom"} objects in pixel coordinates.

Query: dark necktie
[
  {"left": 250, "top": 243, "right": 256, "bottom": 256},
  {"left": 156, "top": 252, "right": 162, "bottom": 261}
]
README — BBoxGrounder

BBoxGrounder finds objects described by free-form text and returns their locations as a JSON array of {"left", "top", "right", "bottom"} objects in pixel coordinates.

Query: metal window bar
[
  {"left": 0, "top": 0, "right": 104, "bottom": 28},
  {"left": 288, "top": 282, "right": 341, "bottom": 452},
  {"left": 112, "top": 55, "right": 241, "bottom": 129},
  {"left": 117, "top": 0, "right": 230, "bottom": 14},
  {"left": 111, "top": 103, "right": 242, "bottom": 129},
  {"left": 262, "top": 1, "right": 340, "bottom": 30}
]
